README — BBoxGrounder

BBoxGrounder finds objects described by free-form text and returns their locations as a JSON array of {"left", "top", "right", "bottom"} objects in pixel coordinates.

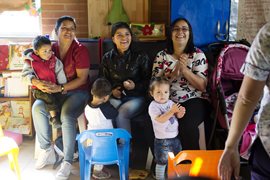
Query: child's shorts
[{"left": 154, "top": 137, "right": 181, "bottom": 165}]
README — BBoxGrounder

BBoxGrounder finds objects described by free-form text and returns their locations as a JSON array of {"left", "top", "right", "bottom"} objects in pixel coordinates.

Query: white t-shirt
[
  {"left": 148, "top": 100, "right": 179, "bottom": 139},
  {"left": 85, "top": 101, "right": 118, "bottom": 130}
]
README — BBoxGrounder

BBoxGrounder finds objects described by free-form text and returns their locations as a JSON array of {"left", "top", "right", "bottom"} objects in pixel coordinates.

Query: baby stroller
[{"left": 207, "top": 41, "right": 257, "bottom": 159}]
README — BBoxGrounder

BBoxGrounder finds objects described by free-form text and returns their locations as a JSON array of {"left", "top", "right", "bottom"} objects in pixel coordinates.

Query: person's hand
[
  {"left": 32, "top": 79, "right": 54, "bottom": 93},
  {"left": 173, "top": 61, "right": 181, "bottom": 77},
  {"left": 49, "top": 84, "right": 63, "bottom": 93},
  {"left": 123, "top": 80, "right": 135, "bottom": 90},
  {"left": 178, "top": 53, "right": 188, "bottom": 73},
  {"left": 170, "top": 103, "right": 184, "bottom": 114},
  {"left": 218, "top": 147, "right": 241, "bottom": 180},
  {"left": 112, "top": 87, "right": 122, "bottom": 99},
  {"left": 176, "top": 105, "right": 186, "bottom": 119},
  {"left": 168, "top": 54, "right": 188, "bottom": 79}
]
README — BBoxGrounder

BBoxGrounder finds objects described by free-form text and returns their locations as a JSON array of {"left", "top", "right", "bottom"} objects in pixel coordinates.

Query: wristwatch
[{"left": 61, "top": 85, "right": 65, "bottom": 93}]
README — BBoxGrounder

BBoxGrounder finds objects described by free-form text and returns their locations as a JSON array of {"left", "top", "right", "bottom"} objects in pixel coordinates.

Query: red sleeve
[{"left": 74, "top": 43, "right": 90, "bottom": 69}]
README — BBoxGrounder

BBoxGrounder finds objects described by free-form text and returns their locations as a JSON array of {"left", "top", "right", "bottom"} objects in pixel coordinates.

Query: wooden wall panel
[
  {"left": 88, "top": 0, "right": 149, "bottom": 38},
  {"left": 88, "top": 0, "right": 111, "bottom": 38},
  {"left": 123, "top": 0, "right": 149, "bottom": 23},
  {"left": 149, "top": 0, "right": 170, "bottom": 25}
]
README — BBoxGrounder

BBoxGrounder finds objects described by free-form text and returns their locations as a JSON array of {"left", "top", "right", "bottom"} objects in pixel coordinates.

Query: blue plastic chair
[{"left": 76, "top": 128, "right": 132, "bottom": 180}]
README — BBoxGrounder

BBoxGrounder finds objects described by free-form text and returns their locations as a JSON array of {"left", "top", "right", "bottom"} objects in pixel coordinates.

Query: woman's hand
[
  {"left": 32, "top": 78, "right": 63, "bottom": 93},
  {"left": 178, "top": 53, "right": 188, "bottom": 73},
  {"left": 218, "top": 147, "right": 241, "bottom": 180},
  {"left": 167, "top": 54, "right": 188, "bottom": 80},
  {"left": 123, "top": 80, "right": 135, "bottom": 90},
  {"left": 112, "top": 87, "right": 122, "bottom": 99},
  {"left": 32, "top": 79, "right": 54, "bottom": 93},
  {"left": 49, "top": 84, "right": 62, "bottom": 93}
]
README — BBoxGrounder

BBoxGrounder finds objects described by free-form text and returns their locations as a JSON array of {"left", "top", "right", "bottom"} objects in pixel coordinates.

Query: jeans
[
  {"left": 110, "top": 96, "right": 146, "bottom": 133},
  {"left": 154, "top": 137, "right": 181, "bottom": 165},
  {"left": 32, "top": 90, "right": 89, "bottom": 163}
]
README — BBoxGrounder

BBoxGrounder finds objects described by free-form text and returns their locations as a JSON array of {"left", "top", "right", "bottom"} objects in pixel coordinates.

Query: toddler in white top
[{"left": 148, "top": 77, "right": 185, "bottom": 180}]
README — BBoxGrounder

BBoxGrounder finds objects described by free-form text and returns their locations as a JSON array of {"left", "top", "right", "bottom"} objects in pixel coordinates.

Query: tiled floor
[{"left": 0, "top": 138, "right": 155, "bottom": 180}]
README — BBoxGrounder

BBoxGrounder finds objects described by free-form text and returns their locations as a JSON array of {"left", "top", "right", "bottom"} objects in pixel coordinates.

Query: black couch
[{"left": 80, "top": 38, "right": 167, "bottom": 168}]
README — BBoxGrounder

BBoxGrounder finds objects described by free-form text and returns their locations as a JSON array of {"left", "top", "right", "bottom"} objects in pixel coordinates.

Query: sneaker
[
  {"left": 55, "top": 161, "right": 72, "bottom": 180},
  {"left": 92, "top": 170, "right": 111, "bottom": 179},
  {"left": 50, "top": 116, "right": 61, "bottom": 129},
  {"left": 35, "top": 145, "right": 56, "bottom": 169}
]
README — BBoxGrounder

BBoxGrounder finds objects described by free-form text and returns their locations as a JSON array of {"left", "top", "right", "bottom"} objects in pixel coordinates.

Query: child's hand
[
  {"left": 172, "top": 103, "right": 186, "bottom": 118},
  {"left": 170, "top": 103, "right": 182, "bottom": 114},
  {"left": 176, "top": 106, "right": 186, "bottom": 119}
]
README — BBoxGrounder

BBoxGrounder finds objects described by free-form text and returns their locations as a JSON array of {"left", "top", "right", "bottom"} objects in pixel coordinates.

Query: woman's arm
[
  {"left": 219, "top": 22, "right": 270, "bottom": 180},
  {"left": 99, "top": 53, "right": 122, "bottom": 98},
  {"left": 53, "top": 68, "right": 89, "bottom": 93},
  {"left": 129, "top": 53, "right": 151, "bottom": 93},
  {"left": 152, "top": 51, "right": 166, "bottom": 77},
  {"left": 181, "top": 67, "right": 207, "bottom": 91},
  {"left": 181, "top": 52, "right": 207, "bottom": 91},
  {"left": 218, "top": 76, "right": 265, "bottom": 180},
  {"left": 31, "top": 78, "right": 55, "bottom": 93},
  {"left": 225, "top": 76, "right": 264, "bottom": 149}
]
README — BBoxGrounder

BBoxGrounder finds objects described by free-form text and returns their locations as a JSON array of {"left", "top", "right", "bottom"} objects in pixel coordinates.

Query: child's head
[
  {"left": 91, "top": 78, "right": 112, "bottom": 102},
  {"left": 149, "top": 77, "right": 171, "bottom": 104},
  {"left": 33, "top": 35, "right": 52, "bottom": 61}
]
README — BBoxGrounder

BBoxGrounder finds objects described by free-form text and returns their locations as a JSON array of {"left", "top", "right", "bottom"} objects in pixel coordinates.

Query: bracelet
[{"left": 61, "top": 85, "right": 65, "bottom": 93}]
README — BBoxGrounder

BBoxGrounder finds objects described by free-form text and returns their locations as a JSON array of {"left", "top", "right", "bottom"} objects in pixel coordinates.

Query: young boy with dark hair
[
  {"left": 84, "top": 78, "right": 118, "bottom": 179},
  {"left": 23, "top": 35, "right": 67, "bottom": 128}
]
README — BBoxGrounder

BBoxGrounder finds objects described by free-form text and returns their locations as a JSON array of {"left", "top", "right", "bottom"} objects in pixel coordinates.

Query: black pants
[
  {"left": 33, "top": 89, "right": 62, "bottom": 112},
  {"left": 178, "top": 98, "right": 211, "bottom": 150}
]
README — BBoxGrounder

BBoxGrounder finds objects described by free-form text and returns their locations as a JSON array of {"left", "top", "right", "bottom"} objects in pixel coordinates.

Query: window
[{"left": 0, "top": 0, "right": 41, "bottom": 38}]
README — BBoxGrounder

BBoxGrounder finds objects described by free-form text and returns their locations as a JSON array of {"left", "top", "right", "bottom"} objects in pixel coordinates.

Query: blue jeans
[
  {"left": 32, "top": 90, "right": 89, "bottom": 163},
  {"left": 110, "top": 96, "right": 146, "bottom": 133},
  {"left": 154, "top": 137, "right": 182, "bottom": 165}
]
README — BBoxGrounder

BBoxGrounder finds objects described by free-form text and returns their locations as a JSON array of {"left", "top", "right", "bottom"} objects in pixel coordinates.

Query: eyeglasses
[{"left": 171, "top": 27, "right": 189, "bottom": 33}]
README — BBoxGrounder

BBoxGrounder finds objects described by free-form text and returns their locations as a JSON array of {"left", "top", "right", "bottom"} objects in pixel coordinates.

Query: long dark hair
[{"left": 166, "top": 17, "right": 195, "bottom": 54}]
